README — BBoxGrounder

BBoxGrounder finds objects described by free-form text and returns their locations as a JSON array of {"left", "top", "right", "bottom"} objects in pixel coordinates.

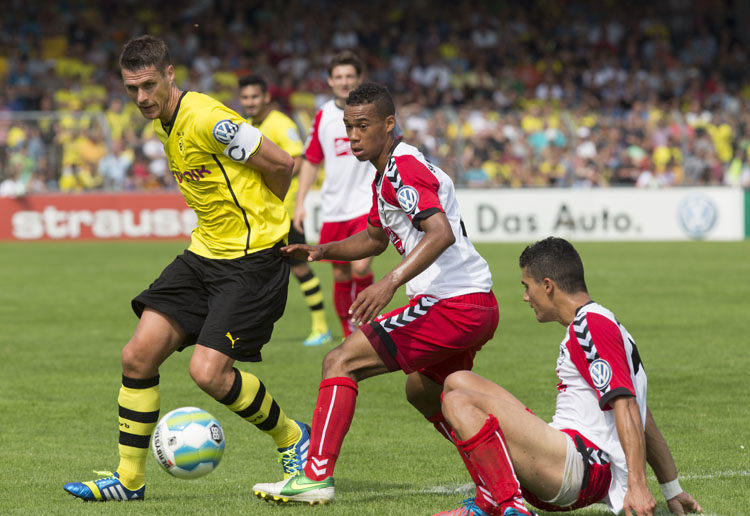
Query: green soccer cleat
[
  {"left": 253, "top": 472, "right": 334, "bottom": 505},
  {"left": 63, "top": 471, "right": 144, "bottom": 502}
]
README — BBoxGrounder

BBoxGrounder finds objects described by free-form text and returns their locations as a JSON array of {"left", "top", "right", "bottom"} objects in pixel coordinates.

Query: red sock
[
  {"left": 352, "top": 272, "right": 373, "bottom": 297},
  {"left": 457, "top": 414, "right": 529, "bottom": 515},
  {"left": 428, "top": 413, "right": 497, "bottom": 510},
  {"left": 333, "top": 280, "right": 355, "bottom": 336},
  {"left": 304, "top": 377, "right": 358, "bottom": 481}
]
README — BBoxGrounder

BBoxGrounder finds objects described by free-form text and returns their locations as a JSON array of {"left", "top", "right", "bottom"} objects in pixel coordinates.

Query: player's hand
[
  {"left": 666, "top": 491, "right": 703, "bottom": 515},
  {"left": 349, "top": 278, "right": 397, "bottom": 326},
  {"left": 293, "top": 205, "right": 306, "bottom": 233},
  {"left": 623, "top": 484, "right": 657, "bottom": 516},
  {"left": 280, "top": 243, "right": 323, "bottom": 262}
]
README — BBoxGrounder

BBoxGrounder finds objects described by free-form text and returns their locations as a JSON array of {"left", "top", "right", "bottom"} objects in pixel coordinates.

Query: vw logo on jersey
[
  {"left": 396, "top": 185, "right": 419, "bottom": 214},
  {"left": 589, "top": 358, "right": 612, "bottom": 390},
  {"left": 213, "top": 119, "right": 239, "bottom": 145},
  {"left": 677, "top": 194, "right": 717, "bottom": 239}
]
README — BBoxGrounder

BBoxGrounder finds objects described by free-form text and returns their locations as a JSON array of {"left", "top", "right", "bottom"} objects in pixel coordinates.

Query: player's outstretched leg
[
  {"left": 253, "top": 376, "right": 358, "bottom": 504},
  {"left": 63, "top": 374, "right": 159, "bottom": 501}
]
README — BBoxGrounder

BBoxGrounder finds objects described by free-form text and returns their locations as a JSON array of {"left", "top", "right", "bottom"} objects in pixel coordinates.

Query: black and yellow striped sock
[
  {"left": 219, "top": 368, "right": 300, "bottom": 449},
  {"left": 296, "top": 271, "right": 328, "bottom": 334},
  {"left": 116, "top": 375, "right": 159, "bottom": 490}
]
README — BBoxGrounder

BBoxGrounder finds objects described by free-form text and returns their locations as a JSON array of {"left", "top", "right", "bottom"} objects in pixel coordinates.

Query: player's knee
[
  {"left": 188, "top": 360, "right": 221, "bottom": 397},
  {"left": 441, "top": 388, "right": 469, "bottom": 422},
  {"left": 321, "top": 347, "right": 347, "bottom": 377},
  {"left": 443, "top": 370, "right": 472, "bottom": 395},
  {"left": 121, "top": 339, "right": 155, "bottom": 377}
]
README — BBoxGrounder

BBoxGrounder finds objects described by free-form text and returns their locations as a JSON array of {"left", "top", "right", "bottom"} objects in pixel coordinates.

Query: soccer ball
[{"left": 151, "top": 407, "right": 225, "bottom": 479}]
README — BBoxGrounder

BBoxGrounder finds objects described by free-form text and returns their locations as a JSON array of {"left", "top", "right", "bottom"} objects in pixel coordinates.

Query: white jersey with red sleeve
[
  {"left": 368, "top": 141, "right": 492, "bottom": 299},
  {"left": 304, "top": 99, "right": 375, "bottom": 222},
  {"left": 550, "top": 302, "right": 648, "bottom": 514}
]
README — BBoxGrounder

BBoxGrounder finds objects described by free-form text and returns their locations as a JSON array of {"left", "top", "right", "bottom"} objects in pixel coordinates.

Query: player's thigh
[
  {"left": 123, "top": 308, "right": 185, "bottom": 375},
  {"left": 323, "top": 329, "right": 390, "bottom": 381},
  {"left": 199, "top": 247, "right": 290, "bottom": 362},
  {"left": 444, "top": 371, "right": 527, "bottom": 411},
  {"left": 405, "top": 372, "right": 443, "bottom": 416}
]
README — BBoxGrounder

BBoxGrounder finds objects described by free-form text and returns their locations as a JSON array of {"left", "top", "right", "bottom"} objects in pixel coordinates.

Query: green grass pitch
[{"left": 0, "top": 240, "right": 748, "bottom": 515}]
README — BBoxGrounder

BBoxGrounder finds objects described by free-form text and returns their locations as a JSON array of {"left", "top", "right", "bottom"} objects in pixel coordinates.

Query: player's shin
[
  {"left": 428, "top": 412, "right": 497, "bottom": 509},
  {"left": 457, "top": 414, "right": 530, "bottom": 515},
  {"left": 117, "top": 375, "right": 160, "bottom": 490},
  {"left": 305, "top": 377, "right": 358, "bottom": 480},
  {"left": 219, "top": 368, "right": 300, "bottom": 448}
]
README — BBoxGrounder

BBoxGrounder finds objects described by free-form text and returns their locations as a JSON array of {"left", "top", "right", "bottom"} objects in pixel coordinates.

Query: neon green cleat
[
  {"left": 303, "top": 330, "right": 332, "bottom": 347},
  {"left": 253, "top": 473, "right": 334, "bottom": 505}
]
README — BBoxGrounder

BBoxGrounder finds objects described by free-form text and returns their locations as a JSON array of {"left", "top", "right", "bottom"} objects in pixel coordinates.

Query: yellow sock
[
  {"left": 116, "top": 375, "right": 160, "bottom": 490},
  {"left": 299, "top": 272, "right": 328, "bottom": 334},
  {"left": 220, "top": 368, "right": 300, "bottom": 449}
]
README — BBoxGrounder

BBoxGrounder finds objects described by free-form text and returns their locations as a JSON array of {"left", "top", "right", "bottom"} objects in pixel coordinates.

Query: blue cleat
[
  {"left": 303, "top": 330, "right": 332, "bottom": 347},
  {"left": 433, "top": 498, "right": 489, "bottom": 516},
  {"left": 277, "top": 421, "right": 310, "bottom": 478},
  {"left": 63, "top": 471, "right": 144, "bottom": 501}
]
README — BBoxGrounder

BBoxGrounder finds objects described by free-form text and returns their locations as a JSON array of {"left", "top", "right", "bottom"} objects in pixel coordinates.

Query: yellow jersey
[
  {"left": 250, "top": 110, "right": 303, "bottom": 217},
  {"left": 156, "top": 91, "right": 289, "bottom": 259}
]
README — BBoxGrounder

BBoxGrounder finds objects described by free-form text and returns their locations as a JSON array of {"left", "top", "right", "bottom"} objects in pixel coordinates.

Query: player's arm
[
  {"left": 293, "top": 158, "right": 319, "bottom": 232},
  {"left": 281, "top": 221, "right": 387, "bottom": 264},
  {"left": 613, "top": 396, "right": 657, "bottom": 516},
  {"left": 644, "top": 407, "right": 703, "bottom": 515},
  {"left": 244, "top": 136, "right": 293, "bottom": 201},
  {"left": 350, "top": 212, "right": 455, "bottom": 325}
]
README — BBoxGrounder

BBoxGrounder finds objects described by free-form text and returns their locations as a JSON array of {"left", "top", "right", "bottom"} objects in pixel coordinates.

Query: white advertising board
[{"left": 303, "top": 187, "right": 744, "bottom": 242}]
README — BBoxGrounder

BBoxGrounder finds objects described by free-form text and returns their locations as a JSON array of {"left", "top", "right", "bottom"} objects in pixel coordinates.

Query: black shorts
[
  {"left": 132, "top": 243, "right": 289, "bottom": 362},
  {"left": 287, "top": 220, "right": 307, "bottom": 265}
]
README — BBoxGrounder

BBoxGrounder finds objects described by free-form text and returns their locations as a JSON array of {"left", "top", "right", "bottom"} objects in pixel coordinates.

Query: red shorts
[
  {"left": 361, "top": 291, "right": 498, "bottom": 384},
  {"left": 521, "top": 428, "right": 612, "bottom": 512},
  {"left": 319, "top": 214, "right": 369, "bottom": 264}
]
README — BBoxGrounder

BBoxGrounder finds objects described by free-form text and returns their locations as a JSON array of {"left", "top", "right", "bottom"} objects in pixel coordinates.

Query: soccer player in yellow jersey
[
  {"left": 64, "top": 35, "right": 311, "bottom": 502},
  {"left": 239, "top": 75, "right": 332, "bottom": 347}
]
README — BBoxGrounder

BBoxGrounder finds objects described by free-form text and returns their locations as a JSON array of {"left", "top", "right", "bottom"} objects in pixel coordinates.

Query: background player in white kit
[
  {"left": 435, "top": 238, "right": 703, "bottom": 516},
  {"left": 252, "top": 83, "right": 499, "bottom": 506},
  {"left": 294, "top": 51, "right": 376, "bottom": 338}
]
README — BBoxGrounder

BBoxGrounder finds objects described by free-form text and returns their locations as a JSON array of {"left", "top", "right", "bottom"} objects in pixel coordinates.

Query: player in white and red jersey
[
  {"left": 434, "top": 238, "right": 702, "bottom": 516},
  {"left": 294, "top": 51, "right": 376, "bottom": 337},
  {"left": 252, "top": 83, "right": 498, "bottom": 505}
]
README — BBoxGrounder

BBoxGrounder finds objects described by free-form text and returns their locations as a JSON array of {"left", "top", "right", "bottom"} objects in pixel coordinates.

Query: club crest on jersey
[
  {"left": 589, "top": 358, "right": 612, "bottom": 390},
  {"left": 396, "top": 185, "right": 419, "bottom": 213},
  {"left": 213, "top": 120, "right": 238, "bottom": 145}
]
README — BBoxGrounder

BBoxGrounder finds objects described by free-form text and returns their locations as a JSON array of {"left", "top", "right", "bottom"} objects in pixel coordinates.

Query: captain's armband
[{"left": 214, "top": 120, "right": 263, "bottom": 163}]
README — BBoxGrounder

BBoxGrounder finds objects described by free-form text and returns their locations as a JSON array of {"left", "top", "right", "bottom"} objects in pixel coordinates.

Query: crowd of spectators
[{"left": 2, "top": 0, "right": 750, "bottom": 197}]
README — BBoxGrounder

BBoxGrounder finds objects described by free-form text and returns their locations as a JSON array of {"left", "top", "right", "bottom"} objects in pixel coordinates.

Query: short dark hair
[
  {"left": 519, "top": 237, "right": 588, "bottom": 294},
  {"left": 119, "top": 35, "right": 171, "bottom": 73},
  {"left": 239, "top": 75, "right": 268, "bottom": 93},
  {"left": 346, "top": 82, "right": 395, "bottom": 119},
  {"left": 328, "top": 50, "right": 363, "bottom": 77}
]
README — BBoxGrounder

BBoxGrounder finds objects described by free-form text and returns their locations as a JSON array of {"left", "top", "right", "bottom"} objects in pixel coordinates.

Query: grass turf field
[{"left": 0, "top": 240, "right": 748, "bottom": 515}]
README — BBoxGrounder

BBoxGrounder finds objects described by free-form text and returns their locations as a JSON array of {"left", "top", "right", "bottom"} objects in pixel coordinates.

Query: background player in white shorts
[
  {"left": 294, "top": 51, "right": 376, "bottom": 338},
  {"left": 435, "top": 237, "right": 703, "bottom": 516}
]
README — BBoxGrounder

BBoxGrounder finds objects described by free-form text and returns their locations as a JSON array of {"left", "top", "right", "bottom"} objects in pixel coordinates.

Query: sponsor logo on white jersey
[{"left": 589, "top": 358, "right": 612, "bottom": 389}]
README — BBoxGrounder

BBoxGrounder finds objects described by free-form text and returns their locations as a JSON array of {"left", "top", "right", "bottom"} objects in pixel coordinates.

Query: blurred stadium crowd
[{"left": 2, "top": 0, "right": 750, "bottom": 197}]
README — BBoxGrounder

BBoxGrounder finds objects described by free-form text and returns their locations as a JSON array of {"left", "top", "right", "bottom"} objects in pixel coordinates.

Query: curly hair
[{"left": 345, "top": 82, "right": 395, "bottom": 119}]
